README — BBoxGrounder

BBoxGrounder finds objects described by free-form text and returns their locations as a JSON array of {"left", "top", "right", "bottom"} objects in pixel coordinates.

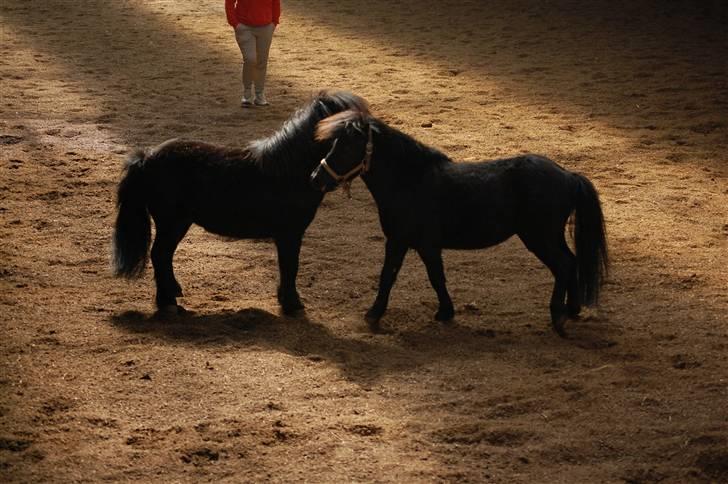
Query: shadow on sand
[{"left": 109, "top": 305, "right": 616, "bottom": 384}]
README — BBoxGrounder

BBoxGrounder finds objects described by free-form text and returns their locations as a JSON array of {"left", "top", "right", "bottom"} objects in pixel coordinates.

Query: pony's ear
[{"left": 315, "top": 109, "right": 362, "bottom": 142}]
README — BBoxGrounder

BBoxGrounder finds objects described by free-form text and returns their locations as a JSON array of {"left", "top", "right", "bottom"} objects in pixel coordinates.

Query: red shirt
[{"left": 225, "top": 0, "right": 280, "bottom": 27}]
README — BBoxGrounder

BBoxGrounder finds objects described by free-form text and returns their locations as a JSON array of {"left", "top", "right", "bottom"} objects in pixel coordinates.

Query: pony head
[{"left": 310, "top": 109, "right": 374, "bottom": 192}]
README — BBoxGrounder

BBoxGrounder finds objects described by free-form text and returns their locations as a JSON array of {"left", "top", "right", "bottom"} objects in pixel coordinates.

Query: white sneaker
[
  {"left": 241, "top": 88, "right": 253, "bottom": 107},
  {"left": 254, "top": 93, "right": 269, "bottom": 106}
]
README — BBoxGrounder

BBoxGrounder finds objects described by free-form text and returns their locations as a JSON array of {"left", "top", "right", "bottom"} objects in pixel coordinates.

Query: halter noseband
[{"left": 318, "top": 124, "right": 373, "bottom": 197}]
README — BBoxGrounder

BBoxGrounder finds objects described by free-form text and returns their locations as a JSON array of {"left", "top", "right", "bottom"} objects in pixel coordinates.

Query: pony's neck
[
  {"left": 249, "top": 108, "right": 329, "bottom": 177},
  {"left": 362, "top": 121, "right": 448, "bottom": 202}
]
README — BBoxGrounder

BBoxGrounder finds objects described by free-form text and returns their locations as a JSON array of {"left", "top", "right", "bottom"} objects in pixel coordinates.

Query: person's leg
[
  {"left": 234, "top": 25, "right": 256, "bottom": 104},
  {"left": 251, "top": 23, "right": 274, "bottom": 104}
]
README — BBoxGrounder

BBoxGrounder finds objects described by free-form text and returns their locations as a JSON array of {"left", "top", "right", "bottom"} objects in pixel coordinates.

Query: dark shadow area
[
  {"left": 108, "top": 305, "right": 615, "bottom": 385},
  {"left": 109, "top": 308, "right": 410, "bottom": 384}
]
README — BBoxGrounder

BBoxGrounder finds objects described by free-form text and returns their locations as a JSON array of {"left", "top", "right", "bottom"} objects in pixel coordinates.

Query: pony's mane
[
  {"left": 247, "top": 90, "right": 369, "bottom": 176},
  {"left": 315, "top": 109, "right": 368, "bottom": 142},
  {"left": 316, "top": 109, "right": 451, "bottom": 170}
]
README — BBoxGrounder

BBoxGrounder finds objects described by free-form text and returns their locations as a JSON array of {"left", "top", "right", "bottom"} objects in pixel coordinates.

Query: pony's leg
[
  {"left": 519, "top": 235, "right": 571, "bottom": 337},
  {"left": 274, "top": 234, "right": 304, "bottom": 315},
  {"left": 561, "top": 239, "right": 581, "bottom": 318},
  {"left": 366, "top": 239, "right": 408, "bottom": 328},
  {"left": 151, "top": 219, "right": 191, "bottom": 312},
  {"left": 416, "top": 247, "right": 454, "bottom": 321}
]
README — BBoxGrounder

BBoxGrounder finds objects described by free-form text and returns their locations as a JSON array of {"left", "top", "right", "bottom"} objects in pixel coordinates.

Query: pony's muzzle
[{"left": 310, "top": 165, "right": 336, "bottom": 193}]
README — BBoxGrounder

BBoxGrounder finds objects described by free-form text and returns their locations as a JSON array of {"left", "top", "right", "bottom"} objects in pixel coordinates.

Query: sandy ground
[{"left": 1, "top": 0, "right": 727, "bottom": 482}]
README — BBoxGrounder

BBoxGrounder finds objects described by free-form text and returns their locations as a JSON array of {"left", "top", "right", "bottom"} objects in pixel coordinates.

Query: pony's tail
[
  {"left": 112, "top": 149, "right": 151, "bottom": 278},
  {"left": 572, "top": 174, "right": 609, "bottom": 306}
]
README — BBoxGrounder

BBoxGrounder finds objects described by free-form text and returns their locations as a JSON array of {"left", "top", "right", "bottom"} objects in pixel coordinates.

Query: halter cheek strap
[{"left": 318, "top": 124, "right": 373, "bottom": 198}]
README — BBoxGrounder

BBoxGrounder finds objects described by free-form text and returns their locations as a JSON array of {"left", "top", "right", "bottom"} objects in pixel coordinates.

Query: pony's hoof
[
  {"left": 281, "top": 297, "right": 305, "bottom": 315},
  {"left": 364, "top": 310, "right": 383, "bottom": 332},
  {"left": 365, "top": 308, "right": 383, "bottom": 320},
  {"left": 153, "top": 305, "right": 187, "bottom": 319},
  {"left": 281, "top": 305, "right": 305, "bottom": 317},
  {"left": 435, "top": 308, "right": 455, "bottom": 322},
  {"left": 551, "top": 314, "right": 568, "bottom": 338},
  {"left": 279, "top": 291, "right": 304, "bottom": 316},
  {"left": 367, "top": 319, "right": 390, "bottom": 334},
  {"left": 366, "top": 319, "right": 381, "bottom": 333}
]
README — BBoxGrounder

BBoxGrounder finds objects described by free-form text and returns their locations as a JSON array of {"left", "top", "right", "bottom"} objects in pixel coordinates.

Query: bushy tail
[
  {"left": 573, "top": 174, "right": 609, "bottom": 306},
  {"left": 112, "top": 150, "right": 151, "bottom": 278}
]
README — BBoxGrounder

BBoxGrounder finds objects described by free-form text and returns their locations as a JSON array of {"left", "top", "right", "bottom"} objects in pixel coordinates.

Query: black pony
[
  {"left": 311, "top": 110, "right": 608, "bottom": 336},
  {"left": 113, "top": 91, "right": 369, "bottom": 315}
]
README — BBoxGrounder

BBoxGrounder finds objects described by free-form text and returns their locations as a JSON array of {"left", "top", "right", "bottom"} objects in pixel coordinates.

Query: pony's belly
[
  {"left": 441, "top": 228, "right": 513, "bottom": 250},
  {"left": 195, "top": 219, "right": 274, "bottom": 239},
  {"left": 190, "top": 197, "right": 316, "bottom": 240},
  {"left": 439, "top": 218, "right": 514, "bottom": 249}
]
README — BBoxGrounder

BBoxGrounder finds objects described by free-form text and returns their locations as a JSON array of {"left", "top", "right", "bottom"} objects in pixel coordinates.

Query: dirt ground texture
[{"left": 1, "top": 0, "right": 727, "bottom": 482}]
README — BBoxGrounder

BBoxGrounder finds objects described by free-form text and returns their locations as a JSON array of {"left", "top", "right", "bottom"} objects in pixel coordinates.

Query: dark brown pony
[
  {"left": 311, "top": 109, "right": 608, "bottom": 336},
  {"left": 113, "top": 91, "right": 369, "bottom": 315}
]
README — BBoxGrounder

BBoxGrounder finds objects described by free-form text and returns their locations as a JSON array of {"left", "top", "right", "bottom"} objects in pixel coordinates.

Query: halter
[{"left": 318, "top": 124, "right": 373, "bottom": 198}]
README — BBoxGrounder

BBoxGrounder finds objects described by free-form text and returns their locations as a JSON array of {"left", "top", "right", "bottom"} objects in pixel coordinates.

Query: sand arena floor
[{"left": 1, "top": 1, "right": 727, "bottom": 482}]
